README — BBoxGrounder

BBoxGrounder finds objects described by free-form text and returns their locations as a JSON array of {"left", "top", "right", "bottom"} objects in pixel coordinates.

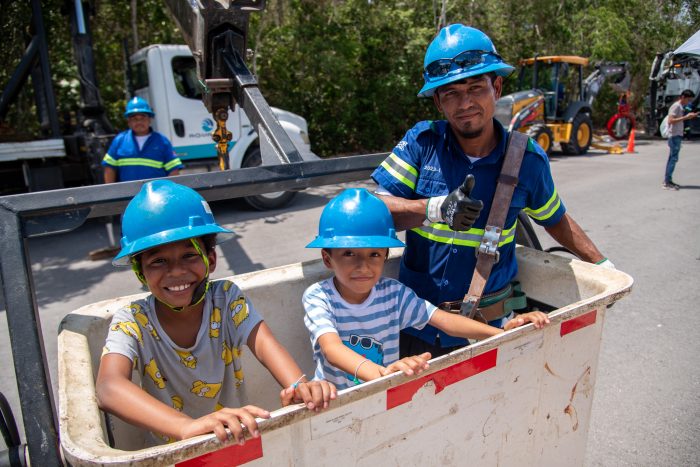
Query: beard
[
  {"left": 453, "top": 126, "right": 484, "bottom": 139},
  {"left": 449, "top": 110, "right": 489, "bottom": 140}
]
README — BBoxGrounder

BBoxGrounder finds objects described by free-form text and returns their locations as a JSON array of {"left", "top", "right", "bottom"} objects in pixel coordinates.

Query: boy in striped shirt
[{"left": 303, "top": 188, "right": 549, "bottom": 390}]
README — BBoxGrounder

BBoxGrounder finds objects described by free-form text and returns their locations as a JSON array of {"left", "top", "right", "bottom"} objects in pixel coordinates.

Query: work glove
[
  {"left": 426, "top": 174, "right": 483, "bottom": 231},
  {"left": 596, "top": 258, "right": 616, "bottom": 270}
]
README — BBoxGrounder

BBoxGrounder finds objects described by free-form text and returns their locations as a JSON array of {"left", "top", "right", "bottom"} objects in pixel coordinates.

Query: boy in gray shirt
[
  {"left": 97, "top": 180, "right": 336, "bottom": 445},
  {"left": 664, "top": 89, "right": 698, "bottom": 190}
]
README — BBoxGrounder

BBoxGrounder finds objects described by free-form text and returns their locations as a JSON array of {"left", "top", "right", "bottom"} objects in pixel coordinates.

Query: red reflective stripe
[
  {"left": 176, "top": 436, "right": 263, "bottom": 467},
  {"left": 560, "top": 309, "right": 597, "bottom": 337},
  {"left": 386, "top": 348, "right": 498, "bottom": 410}
]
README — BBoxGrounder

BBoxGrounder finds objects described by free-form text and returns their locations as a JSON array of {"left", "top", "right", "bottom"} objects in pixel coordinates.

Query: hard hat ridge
[
  {"left": 306, "top": 188, "right": 405, "bottom": 249},
  {"left": 124, "top": 96, "right": 155, "bottom": 117}
]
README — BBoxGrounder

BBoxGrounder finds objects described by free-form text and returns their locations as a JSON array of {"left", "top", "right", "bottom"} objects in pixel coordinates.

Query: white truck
[
  {"left": 130, "top": 44, "right": 317, "bottom": 209},
  {"left": 1, "top": 42, "right": 315, "bottom": 210},
  {"left": 647, "top": 29, "right": 700, "bottom": 137}
]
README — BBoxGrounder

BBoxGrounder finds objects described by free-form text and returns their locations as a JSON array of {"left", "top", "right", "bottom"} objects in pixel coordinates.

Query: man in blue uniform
[
  {"left": 102, "top": 97, "right": 183, "bottom": 183},
  {"left": 371, "top": 24, "right": 614, "bottom": 358},
  {"left": 92, "top": 97, "right": 184, "bottom": 260}
]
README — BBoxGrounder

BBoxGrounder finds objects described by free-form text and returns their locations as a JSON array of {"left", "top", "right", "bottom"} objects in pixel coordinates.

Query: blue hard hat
[
  {"left": 418, "top": 24, "right": 514, "bottom": 98},
  {"left": 124, "top": 96, "right": 155, "bottom": 117},
  {"left": 113, "top": 180, "right": 234, "bottom": 266},
  {"left": 306, "top": 188, "right": 405, "bottom": 249}
]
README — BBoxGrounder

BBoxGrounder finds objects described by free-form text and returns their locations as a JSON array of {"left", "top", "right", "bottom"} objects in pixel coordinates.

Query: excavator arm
[
  {"left": 163, "top": 0, "right": 302, "bottom": 168},
  {"left": 583, "top": 61, "right": 630, "bottom": 105}
]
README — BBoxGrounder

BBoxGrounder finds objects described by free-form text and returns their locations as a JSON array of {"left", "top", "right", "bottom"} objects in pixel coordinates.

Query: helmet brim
[
  {"left": 112, "top": 225, "right": 235, "bottom": 266},
  {"left": 124, "top": 111, "right": 155, "bottom": 118},
  {"left": 418, "top": 62, "right": 515, "bottom": 98},
  {"left": 306, "top": 235, "right": 405, "bottom": 249}
]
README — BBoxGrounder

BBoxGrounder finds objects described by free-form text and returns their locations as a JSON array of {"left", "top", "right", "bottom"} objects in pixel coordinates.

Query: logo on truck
[{"left": 202, "top": 118, "right": 214, "bottom": 132}]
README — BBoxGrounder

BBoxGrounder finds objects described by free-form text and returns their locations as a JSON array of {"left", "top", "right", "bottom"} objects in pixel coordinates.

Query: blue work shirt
[
  {"left": 371, "top": 119, "right": 565, "bottom": 347},
  {"left": 102, "top": 129, "right": 183, "bottom": 182}
]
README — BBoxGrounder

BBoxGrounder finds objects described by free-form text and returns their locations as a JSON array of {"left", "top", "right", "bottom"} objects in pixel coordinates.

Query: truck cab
[
  {"left": 130, "top": 44, "right": 315, "bottom": 208},
  {"left": 647, "top": 50, "right": 700, "bottom": 137}
]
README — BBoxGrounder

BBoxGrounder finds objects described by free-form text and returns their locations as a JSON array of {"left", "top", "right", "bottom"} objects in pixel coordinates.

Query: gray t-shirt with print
[
  {"left": 103, "top": 279, "right": 263, "bottom": 444},
  {"left": 669, "top": 101, "right": 685, "bottom": 137}
]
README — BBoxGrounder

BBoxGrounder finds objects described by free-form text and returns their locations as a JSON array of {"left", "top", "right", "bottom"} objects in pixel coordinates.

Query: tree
[{"left": 2, "top": 0, "right": 699, "bottom": 153}]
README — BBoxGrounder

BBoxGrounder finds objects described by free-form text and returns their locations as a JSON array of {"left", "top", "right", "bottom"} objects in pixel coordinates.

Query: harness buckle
[{"left": 477, "top": 225, "right": 501, "bottom": 263}]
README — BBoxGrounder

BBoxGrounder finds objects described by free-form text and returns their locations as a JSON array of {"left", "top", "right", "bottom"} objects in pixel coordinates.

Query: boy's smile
[
  {"left": 140, "top": 238, "right": 216, "bottom": 311},
  {"left": 166, "top": 283, "right": 193, "bottom": 292},
  {"left": 322, "top": 248, "right": 387, "bottom": 304}
]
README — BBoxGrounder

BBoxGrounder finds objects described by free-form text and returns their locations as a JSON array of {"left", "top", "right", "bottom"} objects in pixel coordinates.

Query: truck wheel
[
  {"left": 526, "top": 125, "right": 553, "bottom": 155},
  {"left": 561, "top": 113, "right": 593, "bottom": 155},
  {"left": 241, "top": 146, "right": 297, "bottom": 210}
]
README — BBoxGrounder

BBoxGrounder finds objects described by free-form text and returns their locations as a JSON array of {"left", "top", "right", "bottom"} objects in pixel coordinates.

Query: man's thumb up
[{"left": 439, "top": 174, "right": 484, "bottom": 231}]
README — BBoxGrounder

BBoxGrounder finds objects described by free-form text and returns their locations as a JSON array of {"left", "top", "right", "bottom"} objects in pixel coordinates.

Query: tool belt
[{"left": 439, "top": 282, "right": 528, "bottom": 324}]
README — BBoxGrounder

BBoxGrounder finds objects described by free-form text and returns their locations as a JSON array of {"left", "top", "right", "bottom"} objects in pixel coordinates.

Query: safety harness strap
[{"left": 460, "top": 131, "right": 529, "bottom": 320}]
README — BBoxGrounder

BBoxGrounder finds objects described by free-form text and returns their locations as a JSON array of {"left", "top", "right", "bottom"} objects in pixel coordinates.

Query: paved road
[{"left": 1, "top": 137, "right": 698, "bottom": 465}]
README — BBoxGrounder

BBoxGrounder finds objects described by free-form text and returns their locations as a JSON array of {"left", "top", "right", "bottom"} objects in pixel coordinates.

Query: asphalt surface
[{"left": 1, "top": 136, "right": 698, "bottom": 466}]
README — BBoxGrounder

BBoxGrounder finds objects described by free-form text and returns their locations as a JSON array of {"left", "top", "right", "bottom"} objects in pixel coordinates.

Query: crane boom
[{"left": 163, "top": 0, "right": 302, "bottom": 168}]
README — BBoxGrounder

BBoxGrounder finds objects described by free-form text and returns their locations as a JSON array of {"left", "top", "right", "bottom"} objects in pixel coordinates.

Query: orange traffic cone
[{"left": 626, "top": 128, "right": 636, "bottom": 153}]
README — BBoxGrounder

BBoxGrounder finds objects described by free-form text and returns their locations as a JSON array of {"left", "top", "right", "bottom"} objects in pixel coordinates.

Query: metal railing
[{"left": 0, "top": 154, "right": 385, "bottom": 466}]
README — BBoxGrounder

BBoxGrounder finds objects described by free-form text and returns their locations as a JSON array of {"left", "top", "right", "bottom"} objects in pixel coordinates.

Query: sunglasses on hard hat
[{"left": 424, "top": 50, "right": 501, "bottom": 78}]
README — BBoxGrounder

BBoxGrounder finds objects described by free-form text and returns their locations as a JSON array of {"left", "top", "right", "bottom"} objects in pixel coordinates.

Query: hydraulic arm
[
  {"left": 583, "top": 62, "right": 630, "bottom": 105},
  {"left": 163, "top": 0, "right": 303, "bottom": 169}
]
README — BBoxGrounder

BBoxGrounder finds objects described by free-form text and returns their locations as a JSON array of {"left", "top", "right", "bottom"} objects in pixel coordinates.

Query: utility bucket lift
[{"left": 58, "top": 248, "right": 633, "bottom": 466}]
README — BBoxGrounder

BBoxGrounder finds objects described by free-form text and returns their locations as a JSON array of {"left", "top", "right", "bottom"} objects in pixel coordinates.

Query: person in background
[
  {"left": 91, "top": 97, "right": 184, "bottom": 260},
  {"left": 663, "top": 89, "right": 698, "bottom": 190},
  {"left": 102, "top": 96, "right": 183, "bottom": 183}
]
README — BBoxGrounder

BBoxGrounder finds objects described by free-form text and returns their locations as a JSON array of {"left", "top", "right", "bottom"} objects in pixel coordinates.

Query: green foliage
[
  {"left": 251, "top": 0, "right": 699, "bottom": 154},
  {"left": 1, "top": 0, "right": 699, "bottom": 152},
  {"left": 0, "top": 0, "right": 183, "bottom": 139},
  {"left": 252, "top": 0, "right": 436, "bottom": 155}
]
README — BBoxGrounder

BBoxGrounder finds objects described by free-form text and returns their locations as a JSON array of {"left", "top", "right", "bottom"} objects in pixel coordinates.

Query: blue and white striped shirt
[{"left": 303, "top": 277, "right": 437, "bottom": 390}]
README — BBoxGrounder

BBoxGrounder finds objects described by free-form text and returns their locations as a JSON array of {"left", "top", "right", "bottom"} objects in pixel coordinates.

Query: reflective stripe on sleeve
[
  {"left": 380, "top": 153, "right": 419, "bottom": 190},
  {"left": 524, "top": 190, "right": 561, "bottom": 221},
  {"left": 411, "top": 221, "right": 517, "bottom": 248},
  {"left": 164, "top": 158, "right": 183, "bottom": 171},
  {"left": 108, "top": 157, "right": 166, "bottom": 169},
  {"left": 102, "top": 154, "right": 118, "bottom": 167}
]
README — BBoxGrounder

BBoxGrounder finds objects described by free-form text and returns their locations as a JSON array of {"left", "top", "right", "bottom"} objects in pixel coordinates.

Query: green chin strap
[{"left": 130, "top": 238, "right": 211, "bottom": 313}]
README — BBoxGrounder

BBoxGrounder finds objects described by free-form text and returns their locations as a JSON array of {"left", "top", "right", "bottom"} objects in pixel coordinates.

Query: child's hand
[
  {"left": 503, "top": 311, "right": 550, "bottom": 331},
  {"left": 280, "top": 380, "right": 337, "bottom": 411},
  {"left": 380, "top": 352, "right": 432, "bottom": 377},
  {"left": 180, "top": 405, "right": 270, "bottom": 443}
]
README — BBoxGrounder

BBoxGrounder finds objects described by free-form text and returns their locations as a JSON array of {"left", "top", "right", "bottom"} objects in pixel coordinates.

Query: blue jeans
[{"left": 665, "top": 136, "right": 682, "bottom": 183}]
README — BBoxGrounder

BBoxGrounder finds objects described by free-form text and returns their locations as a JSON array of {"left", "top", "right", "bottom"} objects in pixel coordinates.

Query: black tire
[
  {"left": 526, "top": 125, "right": 553, "bottom": 155},
  {"left": 561, "top": 113, "right": 593, "bottom": 155},
  {"left": 241, "top": 146, "right": 297, "bottom": 210},
  {"left": 515, "top": 211, "right": 543, "bottom": 250}
]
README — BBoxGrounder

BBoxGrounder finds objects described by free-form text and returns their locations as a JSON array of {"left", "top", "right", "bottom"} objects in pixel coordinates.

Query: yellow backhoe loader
[{"left": 495, "top": 56, "right": 630, "bottom": 155}]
